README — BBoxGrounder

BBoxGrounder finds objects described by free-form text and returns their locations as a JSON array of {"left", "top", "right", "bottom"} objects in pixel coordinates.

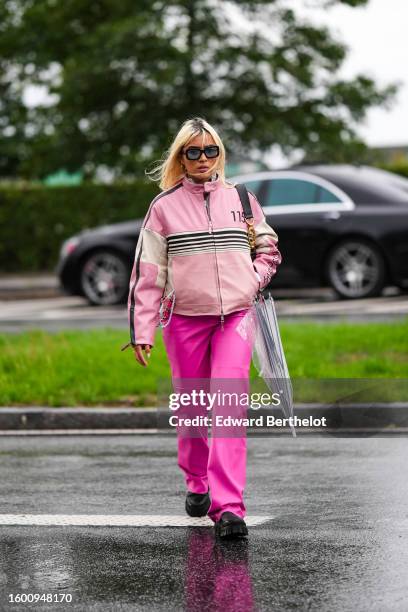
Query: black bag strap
[
  {"left": 235, "top": 183, "right": 253, "bottom": 220},
  {"left": 235, "top": 183, "right": 256, "bottom": 259}
]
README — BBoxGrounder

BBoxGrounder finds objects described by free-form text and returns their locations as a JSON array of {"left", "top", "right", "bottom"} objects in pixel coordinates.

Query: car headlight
[{"left": 60, "top": 236, "right": 81, "bottom": 259}]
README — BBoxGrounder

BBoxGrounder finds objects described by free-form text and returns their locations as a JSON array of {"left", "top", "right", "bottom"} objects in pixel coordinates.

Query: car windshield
[
  {"left": 320, "top": 167, "right": 408, "bottom": 204},
  {"left": 363, "top": 166, "right": 408, "bottom": 193}
]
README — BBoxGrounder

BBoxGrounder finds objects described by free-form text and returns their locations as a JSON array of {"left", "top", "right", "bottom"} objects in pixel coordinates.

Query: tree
[{"left": 0, "top": 0, "right": 399, "bottom": 179}]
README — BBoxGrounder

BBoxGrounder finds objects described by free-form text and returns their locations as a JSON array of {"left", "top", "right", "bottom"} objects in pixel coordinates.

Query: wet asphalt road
[
  {"left": 1, "top": 287, "right": 408, "bottom": 334},
  {"left": 0, "top": 435, "right": 407, "bottom": 611}
]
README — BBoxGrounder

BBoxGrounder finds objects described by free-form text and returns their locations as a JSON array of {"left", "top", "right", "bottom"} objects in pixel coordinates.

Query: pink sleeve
[
  {"left": 248, "top": 191, "right": 283, "bottom": 290},
  {"left": 122, "top": 203, "right": 167, "bottom": 350}
]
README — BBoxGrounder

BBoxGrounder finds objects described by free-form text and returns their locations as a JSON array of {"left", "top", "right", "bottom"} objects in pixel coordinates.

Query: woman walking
[{"left": 122, "top": 117, "right": 282, "bottom": 539}]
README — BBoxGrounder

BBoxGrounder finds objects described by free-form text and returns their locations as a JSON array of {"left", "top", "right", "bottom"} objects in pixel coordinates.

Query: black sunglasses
[{"left": 182, "top": 145, "right": 220, "bottom": 161}]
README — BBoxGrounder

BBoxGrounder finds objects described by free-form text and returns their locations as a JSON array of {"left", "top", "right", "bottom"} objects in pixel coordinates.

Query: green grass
[{"left": 0, "top": 319, "right": 407, "bottom": 406}]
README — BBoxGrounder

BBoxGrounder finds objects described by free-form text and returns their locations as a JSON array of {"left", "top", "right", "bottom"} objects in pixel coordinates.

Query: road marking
[
  {"left": 0, "top": 515, "right": 272, "bottom": 527},
  {"left": 0, "top": 429, "right": 163, "bottom": 436},
  {"left": 0, "top": 427, "right": 407, "bottom": 436}
]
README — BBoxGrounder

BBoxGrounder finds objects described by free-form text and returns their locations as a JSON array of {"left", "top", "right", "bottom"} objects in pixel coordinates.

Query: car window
[
  {"left": 242, "top": 180, "right": 262, "bottom": 197},
  {"left": 318, "top": 186, "right": 342, "bottom": 203},
  {"left": 264, "top": 179, "right": 341, "bottom": 205}
]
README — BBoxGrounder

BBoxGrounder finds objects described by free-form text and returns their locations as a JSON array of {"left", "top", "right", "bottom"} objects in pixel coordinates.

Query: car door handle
[{"left": 322, "top": 210, "right": 341, "bottom": 221}]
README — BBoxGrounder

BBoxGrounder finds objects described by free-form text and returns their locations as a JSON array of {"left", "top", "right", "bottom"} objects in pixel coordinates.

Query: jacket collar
[{"left": 181, "top": 172, "right": 222, "bottom": 194}]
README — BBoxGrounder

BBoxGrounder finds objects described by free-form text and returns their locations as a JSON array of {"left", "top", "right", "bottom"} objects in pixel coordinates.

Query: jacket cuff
[{"left": 121, "top": 338, "right": 155, "bottom": 351}]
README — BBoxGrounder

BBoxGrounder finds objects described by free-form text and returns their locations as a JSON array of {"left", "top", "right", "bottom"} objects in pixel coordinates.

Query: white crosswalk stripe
[{"left": 0, "top": 514, "right": 272, "bottom": 527}]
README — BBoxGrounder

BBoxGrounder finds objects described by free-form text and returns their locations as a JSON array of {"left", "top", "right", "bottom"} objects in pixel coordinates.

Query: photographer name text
[{"left": 168, "top": 415, "right": 327, "bottom": 428}]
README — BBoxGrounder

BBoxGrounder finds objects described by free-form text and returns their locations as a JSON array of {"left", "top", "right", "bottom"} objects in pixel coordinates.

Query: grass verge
[{"left": 0, "top": 319, "right": 407, "bottom": 407}]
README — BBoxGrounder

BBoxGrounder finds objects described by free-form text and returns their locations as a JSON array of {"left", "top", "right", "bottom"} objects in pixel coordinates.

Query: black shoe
[
  {"left": 185, "top": 490, "right": 211, "bottom": 517},
  {"left": 214, "top": 512, "right": 248, "bottom": 539}
]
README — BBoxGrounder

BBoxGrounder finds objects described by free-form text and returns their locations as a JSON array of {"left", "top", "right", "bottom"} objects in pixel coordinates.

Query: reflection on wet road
[{"left": 0, "top": 436, "right": 407, "bottom": 610}]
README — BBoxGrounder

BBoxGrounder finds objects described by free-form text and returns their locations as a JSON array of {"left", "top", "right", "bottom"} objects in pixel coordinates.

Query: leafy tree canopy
[{"left": 0, "top": 0, "right": 399, "bottom": 179}]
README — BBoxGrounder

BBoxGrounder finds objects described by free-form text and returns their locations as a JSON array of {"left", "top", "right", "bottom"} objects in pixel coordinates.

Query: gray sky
[{"left": 313, "top": 0, "right": 408, "bottom": 147}]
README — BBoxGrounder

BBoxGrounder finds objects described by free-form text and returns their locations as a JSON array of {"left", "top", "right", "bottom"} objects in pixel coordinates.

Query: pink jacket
[{"left": 123, "top": 174, "right": 282, "bottom": 348}]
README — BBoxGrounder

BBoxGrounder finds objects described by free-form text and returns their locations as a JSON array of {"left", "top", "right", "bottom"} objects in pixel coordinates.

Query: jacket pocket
[
  {"left": 217, "top": 252, "right": 260, "bottom": 308},
  {"left": 171, "top": 254, "right": 220, "bottom": 310}
]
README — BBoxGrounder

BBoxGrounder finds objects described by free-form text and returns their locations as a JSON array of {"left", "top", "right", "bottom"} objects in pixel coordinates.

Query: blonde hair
[{"left": 145, "top": 117, "right": 231, "bottom": 191}]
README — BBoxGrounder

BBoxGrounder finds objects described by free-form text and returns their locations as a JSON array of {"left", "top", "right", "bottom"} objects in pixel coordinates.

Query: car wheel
[
  {"left": 80, "top": 250, "right": 130, "bottom": 305},
  {"left": 326, "top": 239, "right": 386, "bottom": 299}
]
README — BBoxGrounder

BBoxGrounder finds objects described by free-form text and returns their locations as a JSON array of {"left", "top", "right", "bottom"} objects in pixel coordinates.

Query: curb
[
  {"left": 0, "top": 274, "right": 61, "bottom": 300},
  {"left": 1, "top": 403, "right": 408, "bottom": 432}
]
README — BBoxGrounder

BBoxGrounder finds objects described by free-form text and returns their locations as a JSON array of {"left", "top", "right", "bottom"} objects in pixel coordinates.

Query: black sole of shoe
[
  {"left": 185, "top": 497, "right": 211, "bottom": 518},
  {"left": 215, "top": 523, "right": 249, "bottom": 539}
]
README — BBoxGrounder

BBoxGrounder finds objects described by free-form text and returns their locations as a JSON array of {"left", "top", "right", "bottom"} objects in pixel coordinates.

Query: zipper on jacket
[{"left": 204, "top": 191, "right": 225, "bottom": 331}]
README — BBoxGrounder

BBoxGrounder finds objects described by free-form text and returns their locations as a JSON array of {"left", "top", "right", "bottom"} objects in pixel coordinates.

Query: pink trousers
[{"left": 162, "top": 309, "right": 252, "bottom": 523}]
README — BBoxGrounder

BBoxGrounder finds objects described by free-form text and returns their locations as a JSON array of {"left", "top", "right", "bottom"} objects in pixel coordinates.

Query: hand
[
  {"left": 133, "top": 344, "right": 152, "bottom": 367},
  {"left": 254, "top": 269, "right": 261, "bottom": 291}
]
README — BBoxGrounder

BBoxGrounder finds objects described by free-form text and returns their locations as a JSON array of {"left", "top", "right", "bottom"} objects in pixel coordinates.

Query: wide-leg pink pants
[{"left": 162, "top": 309, "right": 252, "bottom": 523}]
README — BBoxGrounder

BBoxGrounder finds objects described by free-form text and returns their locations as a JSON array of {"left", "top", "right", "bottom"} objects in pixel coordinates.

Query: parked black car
[{"left": 56, "top": 164, "right": 408, "bottom": 304}]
